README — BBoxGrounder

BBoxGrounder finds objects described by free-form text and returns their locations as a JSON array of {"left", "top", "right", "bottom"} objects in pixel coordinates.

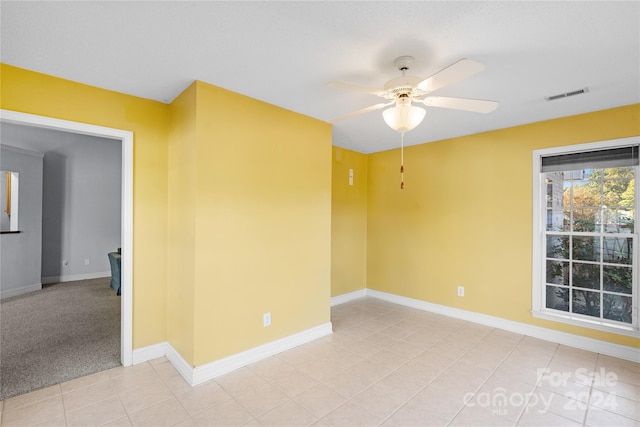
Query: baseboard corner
[
  {"left": 192, "top": 321, "right": 333, "bottom": 386},
  {"left": 331, "top": 289, "right": 367, "bottom": 306},
  {"left": 132, "top": 342, "right": 170, "bottom": 365},
  {"left": 133, "top": 322, "right": 333, "bottom": 387}
]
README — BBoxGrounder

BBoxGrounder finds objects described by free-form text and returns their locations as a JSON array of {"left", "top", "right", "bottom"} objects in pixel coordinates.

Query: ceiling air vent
[{"left": 545, "top": 87, "right": 589, "bottom": 101}]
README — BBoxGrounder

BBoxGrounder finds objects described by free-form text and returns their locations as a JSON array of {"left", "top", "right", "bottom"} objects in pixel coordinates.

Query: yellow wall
[
  {"left": 1, "top": 65, "right": 332, "bottom": 368},
  {"left": 1, "top": 64, "right": 169, "bottom": 348},
  {"left": 367, "top": 104, "right": 640, "bottom": 348},
  {"left": 331, "top": 147, "right": 368, "bottom": 296},
  {"left": 166, "top": 82, "right": 198, "bottom": 363},
  {"left": 171, "top": 81, "right": 333, "bottom": 366}
]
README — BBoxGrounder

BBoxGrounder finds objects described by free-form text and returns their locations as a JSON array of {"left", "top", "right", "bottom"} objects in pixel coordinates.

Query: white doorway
[{"left": 1, "top": 109, "right": 133, "bottom": 366}]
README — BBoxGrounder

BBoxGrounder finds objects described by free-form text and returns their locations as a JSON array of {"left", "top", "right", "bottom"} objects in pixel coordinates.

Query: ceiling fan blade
[
  {"left": 328, "top": 81, "right": 387, "bottom": 97},
  {"left": 421, "top": 96, "right": 498, "bottom": 113},
  {"left": 417, "top": 59, "right": 485, "bottom": 93},
  {"left": 329, "top": 102, "right": 393, "bottom": 123}
]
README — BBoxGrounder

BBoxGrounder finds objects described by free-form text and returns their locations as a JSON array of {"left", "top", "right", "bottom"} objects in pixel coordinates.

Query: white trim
[
  {"left": 331, "top": 289, "right": 366, "bottom": 306},
  {"left": 532, "top": 310, "right": 638, "bottom": 338},
  {"left": 132, "top": 322, "right": 333, "bottom": 387},
  {"left": 0, "top": 283, "right": 42, "bottom": 299},
  {"left": 191, "top": 322, "right": 333, "bottom": 385},
  {"left": 120, "top": 120, "right": 134, "bottom": 367},
  {"left": 166, "top": 343, "right": 195, "bottom": 385},
  {"left": 532, "top": 136, "right": 640, "bottom": 337},
  {"left": 41, "top": 271, "right": 111, "bottom": 285},
  {"left": 365, "top": 289, "right": 640, "bottom": 363},
  {"left": 532, "top": 147, "right": 543, "bottom": 317},
  {"left": 0, "top": 144, "right": 45, "bottom": 158},
  {"left": 0, "top": 109, "right": 134, "bottom": 367},
  {"left": 132, "top": 342, "right": 170, "bottom": 365},
  {"left": 7, "top": 171, "right": 19, "bottom": 231}
]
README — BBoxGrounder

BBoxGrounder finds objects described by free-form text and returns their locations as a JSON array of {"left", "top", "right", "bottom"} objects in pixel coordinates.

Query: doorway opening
[{"left": 0, "top": 109, "right": 133, "bottom": 366}]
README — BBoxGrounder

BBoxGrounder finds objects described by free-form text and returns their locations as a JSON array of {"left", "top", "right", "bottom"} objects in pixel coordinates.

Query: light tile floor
[{"left": 1, "top": 297, "right": 639, "bottom": 426}]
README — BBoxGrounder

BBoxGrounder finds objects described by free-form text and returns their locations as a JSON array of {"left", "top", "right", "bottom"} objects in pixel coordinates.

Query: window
[{"left": 532, "top": 138, "right": 639, "bottom": 336}]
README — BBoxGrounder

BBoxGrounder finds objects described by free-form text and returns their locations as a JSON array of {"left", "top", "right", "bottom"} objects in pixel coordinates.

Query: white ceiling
[{"left": 1, "top": 1, "right": 638, "bottom": 154}]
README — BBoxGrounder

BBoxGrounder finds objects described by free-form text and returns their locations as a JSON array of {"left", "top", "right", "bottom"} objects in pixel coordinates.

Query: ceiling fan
[{"left": 328, "top": 56, "right": 499, "bottom": 131}]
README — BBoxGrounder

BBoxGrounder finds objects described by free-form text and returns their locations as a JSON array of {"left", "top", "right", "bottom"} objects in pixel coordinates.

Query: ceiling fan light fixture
[{"left": 382, "top": 104, "right": 426, "bottom": 133}]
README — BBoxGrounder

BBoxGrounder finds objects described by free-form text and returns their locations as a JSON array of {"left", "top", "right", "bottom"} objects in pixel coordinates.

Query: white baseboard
[
  {"left": 363, "top": 289, "right": 640, "bottom": 363},
  {"left": 132, "top": 342, "right": 170, "bottom": 365},
  {"left": 166, "top": 342, "right": 196, "bottom": 384},
  {"left": 42, "top": 271, "right": 111, "bottom": 285},
  {"left": 331, "top": 289, "right": 367, "bottom": 306},
  {"left": 191, "top": 322, "right": 333, "bottom": 386},
  {"left": 0, "top": 283, "right": 42, "bottom": 299},
  {"left": 132, "top": 322, "right": 333, "bottom": 386}
]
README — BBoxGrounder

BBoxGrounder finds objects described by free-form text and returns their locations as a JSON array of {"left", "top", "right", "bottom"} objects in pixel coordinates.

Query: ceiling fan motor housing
[{"left": 384, "top": 76, "right": 424, "bottom": 101}]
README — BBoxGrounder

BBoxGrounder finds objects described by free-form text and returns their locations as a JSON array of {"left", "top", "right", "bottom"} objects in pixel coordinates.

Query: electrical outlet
[
  {"left": 263, "top": 312, "right": 271, "bottom": 327},
  {"left": 84, "top": 258, "right": 90, "bottom": 265},
  {"left": 457, "top": 286, "right": 464, "bottom": 297}
]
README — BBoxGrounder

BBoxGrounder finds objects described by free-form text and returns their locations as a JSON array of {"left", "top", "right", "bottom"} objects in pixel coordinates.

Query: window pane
[
  {"left": 546, "top": 208, "right": 567, "bottom": 231},
  {"left": 603, "top": 294, "right": 632, "bottom": 324},
  {"left": 571, "top": 177, "right": 600, "bottom": 208},
  {"left": 604, "top": 180, "right": 629, "bottom": 202},
  {"left": 572, "top": 289, "right": 601, "bottom": 318},
  {"left": 603, "top": 167, "right": 634, "bottom": 211},
  {"left": 603, "top": 208, "right": 634, "bottom": 233},
  {"left": 603, "top": 265, "right": 632, "bottom": 294},
  {"left": 572, "top": 262, "right": 600, "bottom": 289},
  {"left": 546, "top": 260, "right": 569, "bottom": 285},
  {"left": 603, "top": 237, "right": 633, "bottom": 264},
  {"left": 573, "top": 236, "right": 600, "bottom": 261},
  {"left": 546, "top": 235, "right": 569, "bottom": 259},
  {"left": 573, "top": 208, "right": 599, "bottom": 232},
  {"left": 603, "top": 167, "right": 634, "bottom": 180},
  {"left": 546, "top": 286, "right": 569, "bottom": 312},
  {"left": 544, "top": 172, "right": 568, "bottom": 231}
]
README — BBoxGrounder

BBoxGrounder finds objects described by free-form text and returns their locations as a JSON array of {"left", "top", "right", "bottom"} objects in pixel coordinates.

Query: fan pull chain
[{"left": 400, "top": 132, "right": 405, "bottom": 189}]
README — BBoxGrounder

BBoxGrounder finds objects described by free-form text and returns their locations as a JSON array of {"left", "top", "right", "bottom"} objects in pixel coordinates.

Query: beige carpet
[{"left": 0, "top": 277, "right": 121, "bottom": 400}]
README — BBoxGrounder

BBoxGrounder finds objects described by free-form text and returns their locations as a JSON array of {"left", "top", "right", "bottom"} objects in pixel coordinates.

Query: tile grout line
[
  {"left": 149, "top": 358, "right": 198, "bottom": 425},
  {"left": 442, "top": 329, "right": 525, "bottom": 427},
  {"left": 510, "top": 334, "right": 549, "bottom": 427},
  {"left": 299, "top": 306, "right": 426, "bottom": 424},
  {"left": 109, "top": 362, "right": 144, "bottom": 426},
  {"left": 62, "top": 371, "right": 117, "bottom": 423},
  {"left": 582, "top": 353, "right": 600, "bottom": 427},
  {"left": 340, "top": 310, "right": 498, "bottom": 426},
  {"left": 586, "top": 352, "right": 640, "bottom": 426}
]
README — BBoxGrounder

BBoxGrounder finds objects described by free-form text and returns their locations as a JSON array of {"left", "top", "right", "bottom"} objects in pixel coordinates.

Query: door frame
[{"left": 1, "top": 109, "right": 134, "bottom": 366}]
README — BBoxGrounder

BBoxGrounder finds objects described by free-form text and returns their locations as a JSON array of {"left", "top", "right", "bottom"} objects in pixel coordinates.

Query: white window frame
[{"left": 532, "top": 136, "right": 639, "bottom": 338}]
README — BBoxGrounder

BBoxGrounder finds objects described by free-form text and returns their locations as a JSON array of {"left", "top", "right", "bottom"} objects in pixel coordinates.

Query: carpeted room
[
  {"left": 0, "top": 125, "right": 123, "bottom": 399},
  {"left": 0, "top": 278, "right": 120, "bottom": 399}
]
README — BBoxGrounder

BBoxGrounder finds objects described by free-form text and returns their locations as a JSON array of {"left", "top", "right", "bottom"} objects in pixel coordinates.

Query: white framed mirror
[{"left": 1, "top": 170, "right": 19, "bottom": 232}]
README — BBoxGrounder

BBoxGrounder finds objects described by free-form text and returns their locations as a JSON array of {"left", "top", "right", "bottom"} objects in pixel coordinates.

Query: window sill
[
  {"left": 0, "top": 230, "right": 21, "bottom": 234},
  {"left": 532, "top": 310, "right": 639, "bottom": 338}
]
